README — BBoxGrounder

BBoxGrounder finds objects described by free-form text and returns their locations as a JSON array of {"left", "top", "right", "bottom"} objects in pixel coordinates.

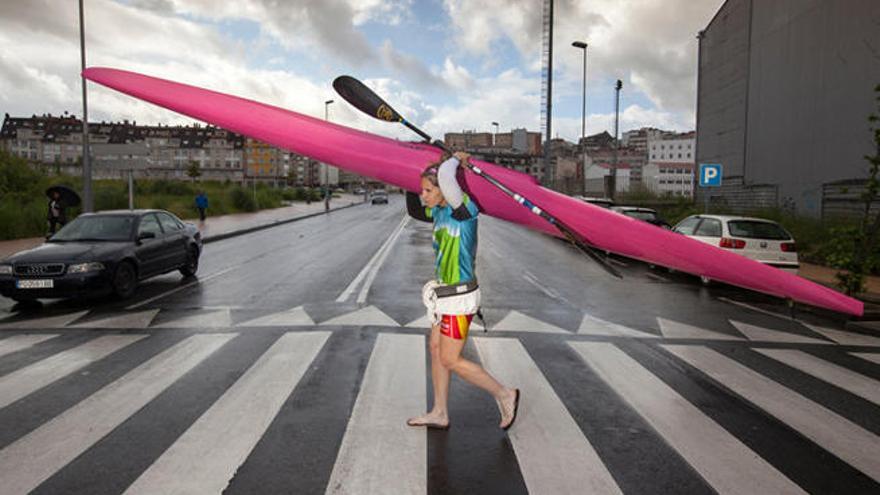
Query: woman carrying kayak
[{"left": 405, "top": 151, "right": 520, "bottom": 431}]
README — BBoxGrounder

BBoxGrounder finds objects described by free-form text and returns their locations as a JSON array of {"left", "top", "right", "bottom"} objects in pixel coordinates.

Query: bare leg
[
  {"left": 407, "top": 324, "right": 451, "bottom": 427},
  {"left": 438, "top": 334, "right": 518, "bottom": 427}
]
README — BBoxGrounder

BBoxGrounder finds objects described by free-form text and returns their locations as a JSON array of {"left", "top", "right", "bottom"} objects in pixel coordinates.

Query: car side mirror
[{"left": 137, "top": 232, "right": 156, "bottom": 243}]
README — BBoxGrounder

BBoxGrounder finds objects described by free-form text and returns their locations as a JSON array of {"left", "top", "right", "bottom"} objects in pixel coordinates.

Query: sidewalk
[
  {"left": 798, "top": 262, "right": 880, "bottom": 304},
  {"left": 0, "top": 194, "right": 365, "bottom": 260}
]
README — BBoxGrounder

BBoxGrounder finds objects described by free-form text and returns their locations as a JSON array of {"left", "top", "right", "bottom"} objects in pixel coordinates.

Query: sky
[{"left": 0, "top": 0, "right": 722, "bottom": 143}]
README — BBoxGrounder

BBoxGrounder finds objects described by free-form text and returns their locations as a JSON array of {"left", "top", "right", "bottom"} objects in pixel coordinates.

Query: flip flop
[
  {"left": 406, "top": 418, "right": 450, "bottom": 430},
  {"left": 501, "top": 389, "right": 520, "bottom": 431}
]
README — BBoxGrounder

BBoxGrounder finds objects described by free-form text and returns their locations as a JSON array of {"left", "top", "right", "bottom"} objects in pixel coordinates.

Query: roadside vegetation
[{"left": 0, "top": 150, "right": 322, "bottom": 240}]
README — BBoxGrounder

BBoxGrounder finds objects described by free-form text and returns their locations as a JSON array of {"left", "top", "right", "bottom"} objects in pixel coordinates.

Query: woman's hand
[{"left": 453, "top": 151, "right": 470, "bottom": 166}]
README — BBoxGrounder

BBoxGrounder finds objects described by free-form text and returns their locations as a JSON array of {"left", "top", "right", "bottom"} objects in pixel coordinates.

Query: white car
[{"left": 673, "top": 215, "right": 799, "bottom": 274}]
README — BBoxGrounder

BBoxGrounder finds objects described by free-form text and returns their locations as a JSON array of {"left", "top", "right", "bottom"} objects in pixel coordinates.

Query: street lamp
[
  {"left": 79, "top": 0, "right": 92, "bottom": 212},
  {"left": 491, "top": 121, "right": 499, "bottom": 146},
  {"left": 324, "top": 99, "right": 334, "bottom": 212},
  {"left": 572, "top": 41, "right": 588, "bottom": 194},
  {"left": 610, "top": 79, "right": 622, "bottom": 200}
]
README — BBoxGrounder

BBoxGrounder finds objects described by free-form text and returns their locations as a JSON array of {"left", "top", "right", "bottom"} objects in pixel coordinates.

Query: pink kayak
[{"left": 82, "top": 67, "right": 863, "bottom": 316}]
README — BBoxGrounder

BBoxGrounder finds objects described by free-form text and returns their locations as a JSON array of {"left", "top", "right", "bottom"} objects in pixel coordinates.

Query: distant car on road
[
  {"left": 673, "top": 214, "right": 799, "bottom": 277},
  {"left": 371, "top": 190, "right": 388, "bottom": 205},
  {"left": 611, "top": 206, "right": 672, "bottom": 229},
  {"left": 354, "top": 188, "right": 366, "bottom": 195},
  {"left": 0, "top": 210, "right": 202, "bottom": 303}
]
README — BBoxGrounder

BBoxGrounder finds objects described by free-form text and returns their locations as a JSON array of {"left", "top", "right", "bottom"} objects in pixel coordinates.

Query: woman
[
  {"left": 47, "top": 190, "right": 66, "bottom": 235},
  {"left": 405, "top": 151, "right": 520, "bottom": 431}
]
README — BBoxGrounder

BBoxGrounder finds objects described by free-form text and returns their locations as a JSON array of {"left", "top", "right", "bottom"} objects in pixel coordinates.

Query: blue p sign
[{"left": 699, "top": 163, "right": 722, "bottom": 187}]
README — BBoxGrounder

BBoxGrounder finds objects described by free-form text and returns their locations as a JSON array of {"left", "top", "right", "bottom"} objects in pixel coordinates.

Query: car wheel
[
  {"left": 112, "top": 261, "right": 138, "bottom": 300},
  {"left": 180, "top": 246, "right": 199, "bottom": 278}
]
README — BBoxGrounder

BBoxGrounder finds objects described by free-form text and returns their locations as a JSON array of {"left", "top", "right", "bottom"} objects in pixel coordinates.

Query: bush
[{"left": 231, "top": 186, "right": 256, "bottom": 212}]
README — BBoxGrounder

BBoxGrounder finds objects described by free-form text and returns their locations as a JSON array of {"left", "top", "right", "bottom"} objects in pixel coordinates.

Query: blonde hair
[{"left": 420, "top": 152, "right": 452, "bottom": 186}]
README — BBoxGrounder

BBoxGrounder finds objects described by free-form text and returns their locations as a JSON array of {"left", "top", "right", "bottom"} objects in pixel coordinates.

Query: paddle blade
[{"left": 333, "top": 75, "right": 401, "bottom": 123}]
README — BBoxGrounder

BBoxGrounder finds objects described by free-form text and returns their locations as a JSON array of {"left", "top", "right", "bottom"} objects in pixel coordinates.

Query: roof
[
  {"left": 81, "top": 209, "right": 165, "bottom": 216},
  {"left": 687, "top": 214, "right": 783, "bottom": 224}
]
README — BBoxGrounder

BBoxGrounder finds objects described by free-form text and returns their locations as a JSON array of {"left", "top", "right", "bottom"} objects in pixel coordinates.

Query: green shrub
[{"left": 231, "top": 186, "right": 256, "bottom": 211}]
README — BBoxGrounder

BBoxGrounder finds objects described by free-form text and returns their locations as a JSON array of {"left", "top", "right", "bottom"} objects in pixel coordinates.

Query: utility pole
[
  {"left": 79, "top": 0, "right": 93, "bottom": 212},
  {"left": 610, "top": 79, "right": 622, "bottom": 201},
  {"left": 492, "top": 121, "right": 499, "bottom": 146},
  {"left": 572, "top": 41, "right": 588, "bottom": 195},
  {"left": 324, "top": 99, "right": 334, "bottom": 212}
]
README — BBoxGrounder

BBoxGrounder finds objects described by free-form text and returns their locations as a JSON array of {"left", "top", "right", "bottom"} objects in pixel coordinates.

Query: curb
[{"left": 202, "top": 201, "right": 364, "bottom": 244}]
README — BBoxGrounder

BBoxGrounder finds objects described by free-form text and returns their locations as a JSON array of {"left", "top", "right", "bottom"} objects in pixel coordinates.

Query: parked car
[
  {"left": 673, "top": 214, "right": 799, "bottom": 274},
  {"left": 354, "top": 188, "right": 366, "bottom": 195},
  {"left": 371, "top": 190, "right": 389, "bottom": 204},
  {"left": 0, "top": 210, "right": 202, "bottom": 302},
  {"left": 575, "top": 196, "right": 615, "bottom": 209},
  {"left": 611, "top": 206, "right": 672, "bottom": 229}
]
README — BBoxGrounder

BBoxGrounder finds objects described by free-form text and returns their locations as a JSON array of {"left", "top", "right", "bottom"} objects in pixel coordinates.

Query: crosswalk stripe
[
  {"left": 578, "top": 314, "right": 655, "bottom": 338},
  {"left": 0, "top": 311, "right": 89, "bottom": 329},
  {"left": 236, "top": 306, "right": 315, "bottom": 327},
  {"left": 124, "top": 332, "right": 330, "bottom": 494},
  {"left": 326, "top": 333, "right": 426, "bottom": 494},
  {"left": 663, "top": 344, "right": 880, "bottom": 482},
  {"left": 0, "top": 334, "right": 59, "bottom": 358},
  {"left": 729, "top": 320, "right": 832, "bottom": 345},
  {"left": 492, "top": 310, "right": 568, "bottom": 333},
  {"left": 569, "top": 342, "right": 805, "bottom": 495},
  {"left": 0, "top": 333, "right": 235, "bottom": 495},
  {"left": 800, "top": 323, "right": 880, "bottom": 347},
  {"left": 473, "top": 337, "right": 622, "bottom": 494},
  {"left": 320, "top": 306, "right": 400, "bottom": 327},
  {"left": 755, "top": 349, "right": 880, "bottom": 406},
  {"left": 852, "top": 352, "right": 880, "bottom": 365},
  {"left": 0, "top": 335, "right": 148, "bottom": 409},
  {"left": 658, "top": 317, "right": 743, "bottom": 341}
]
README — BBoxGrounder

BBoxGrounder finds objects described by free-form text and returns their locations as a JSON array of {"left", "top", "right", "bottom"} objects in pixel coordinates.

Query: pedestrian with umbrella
[{"left": 45, "top": 185, "right": 80, "bottom": 235}]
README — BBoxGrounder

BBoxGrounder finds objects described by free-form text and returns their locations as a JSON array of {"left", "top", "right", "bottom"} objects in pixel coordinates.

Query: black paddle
[{"left": 332, "top": 75, "right": 622, "bottom": 279}]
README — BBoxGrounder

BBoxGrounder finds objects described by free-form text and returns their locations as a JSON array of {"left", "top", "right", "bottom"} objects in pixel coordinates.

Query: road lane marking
[
  {"left": 0, "top": 333, "right": 234, "bottom": 495},
  {"left": 492, "top": 310, "right": 568, "bottom": 334},
  {"left": 578, "top": 314, "right": 656, "bottom": 338},
  {"left": 357, "top": 217, "right": 410, "bottom": 304},
  {"left": 663, "top": 344, "right": 880, "bottom": 482},
  {"left": 0, "top": 311, "right": 89, "bottom": 329},
  {"left": 0, "top": 334, "right": 59, "bottom": 358},
  {"left": 0, "top": 334, "right": 147, "bottom": 409},
  {"left": 852, "top": 353, "right": 880, "bottom": 365},
  {"left": 657, "top": 317, "right": 743, "bottom": 341},
  {"left": 755, "top": 349, "right": 880, "bottom": 406},
  {"left": 320, "top": 306, "right": 400, "bottom": 327},
  {"left": 236, "top": 306, "right": 315, "bottom": 327},
  {"left": 124, "top": 332, "right": 329, "bottom": 495},
  {"left": 126, "top": 266, "right": 238, "bottom": 310},
  {"left": 718, "top": 297, "right": 797, "bottom": 322},
  {"left": 326, "top": 333, "right": 425, "bottom": 495},
  {"left": 336, "top": 215, "right": 408, "bottom": 303},
  {"left": 473, "top": 337, "right": 622, "bottom": 494},
  {"left": 729, "top": 320, "right": 832, "bottom": 345},
  {"left": 570, "top": 342, "right": 805, "bottom": 495},
  {"left": 800, "top": 323, "right": 880, "bottom": 347},
  {"left": 71, "top": 310, "right": 159, "bottom": 329},
  {"left": 153, "top": 308, "right": 232, "bottom": 328}
]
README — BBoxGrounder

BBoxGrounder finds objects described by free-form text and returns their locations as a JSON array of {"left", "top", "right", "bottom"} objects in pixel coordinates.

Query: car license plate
[{"left": 16, "top": 279, "right": 54, "bottom": 289}]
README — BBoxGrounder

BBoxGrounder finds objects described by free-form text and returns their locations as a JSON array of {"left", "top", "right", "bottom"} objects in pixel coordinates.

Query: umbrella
[{"left": 45, "top": 185, "right": 81, "bottom": 207}]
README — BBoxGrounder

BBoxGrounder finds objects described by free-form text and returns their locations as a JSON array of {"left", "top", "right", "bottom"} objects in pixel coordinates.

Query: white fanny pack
[{"left": 422, "top": 280, "right": 481, "bottom": 326}]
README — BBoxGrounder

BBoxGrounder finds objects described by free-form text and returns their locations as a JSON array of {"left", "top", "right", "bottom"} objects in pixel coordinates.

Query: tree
[
  {"left": 186, "top": 161, "right": 202, "bottom": 181},
  {"left": 829, "top": 84, "right": 880, "bottom": 295}
]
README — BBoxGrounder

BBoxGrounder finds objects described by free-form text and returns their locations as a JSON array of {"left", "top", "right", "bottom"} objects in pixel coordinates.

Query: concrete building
[
  {"left": 584, "top": 163, "right": 631, "bottom": 196},
  {"left": 643, "top": 162, "right": 695, "bottom": 198},
  {"left": 444, "top": 131, "right": 492, "bottom": 150},
  {"left": 696, "top": 0, "right": 880, "bottom": 216}
]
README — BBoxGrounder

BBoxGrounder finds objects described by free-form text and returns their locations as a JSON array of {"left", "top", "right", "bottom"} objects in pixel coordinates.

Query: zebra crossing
[{"left": 0, "top": 325, "right": 878, "bottom": 493}]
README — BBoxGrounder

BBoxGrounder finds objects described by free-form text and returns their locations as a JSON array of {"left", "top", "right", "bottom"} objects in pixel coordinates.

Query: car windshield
[
  {"left": 728, "top": 220, "right": 790, "bottom": 240},
  {"left": 624, "top": 211, "right": 658, "bottom": 221},
  {"left": 50, "top": 216, "right": 135, "bottom": 242}
]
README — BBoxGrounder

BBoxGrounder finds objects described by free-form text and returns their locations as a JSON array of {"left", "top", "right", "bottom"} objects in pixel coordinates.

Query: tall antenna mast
[{"left": 540, "top": 0, "right": 554, "bottom": 187}]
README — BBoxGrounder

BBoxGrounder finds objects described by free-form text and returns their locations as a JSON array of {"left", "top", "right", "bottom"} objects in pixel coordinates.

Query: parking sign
[{"left": 699, "top": 163, "right": 722, "bottom": 187}]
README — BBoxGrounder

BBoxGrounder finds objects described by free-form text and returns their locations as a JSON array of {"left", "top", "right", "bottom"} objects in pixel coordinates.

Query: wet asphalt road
[{"left": 0, "top": 195, "right": 879, "bottom": 494}]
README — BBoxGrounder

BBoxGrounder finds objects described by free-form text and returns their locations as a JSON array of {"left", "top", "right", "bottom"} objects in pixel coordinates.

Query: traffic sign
[{"left": 699, "top": 163, "right": 722, "bottom": 187}]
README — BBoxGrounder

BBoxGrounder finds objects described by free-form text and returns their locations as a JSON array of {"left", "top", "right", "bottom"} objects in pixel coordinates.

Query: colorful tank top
[{"left": 426, "top": 194, "right": 479, "bottom": 285}]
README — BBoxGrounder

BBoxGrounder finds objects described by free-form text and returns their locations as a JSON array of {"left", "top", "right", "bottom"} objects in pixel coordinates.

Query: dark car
[
  {"left": 611, "top": 206, "right": 672, "bottom": 229},
  {"left": 371, "top": 190, "right": 388, "bottom": 204},
  {"left": 0, "top": 210, "right": 201, "bottom": 302}
]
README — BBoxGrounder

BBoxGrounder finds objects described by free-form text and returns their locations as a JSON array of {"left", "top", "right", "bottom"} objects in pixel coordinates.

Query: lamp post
[
  {"left": 572, "top": 41, "right": 588, "bottom": 195},
  {"left": 324, "top": 99, "right": 334, "bottom": 212},
  {"left": 610, "top": 79, "right": 622, "bottom": 201},
  {"left": 79, "top": 0, "right": 93, "bottom": 212},
  {"left": 491, "top": 121, "right": 499, "bottom": 147}
]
